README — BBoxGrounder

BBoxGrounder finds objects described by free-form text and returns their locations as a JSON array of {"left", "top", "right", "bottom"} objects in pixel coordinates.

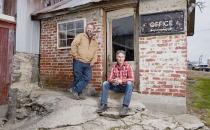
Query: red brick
[
  {"left": 171, "top": 74, "right": 180, "bottom": 78},
  {"left": 158, "top": 81, "right": 166, "bottom": 85},
  {"left": 157, "top": 43, "right": 168, "bottom": 47},
  {"left": 179, "top": 89, "right": 186, "bottom": 93},
  {"left": 157, "top": 51, "right": 163, "bottom": 54},
  {"left": 146, "top": 37, "right": 156, "bottom": 40},
  {"left": 146, "top": 59, "right": 155, "bottom": 62},
  {"left": 40, "top": 16, "right": 103, "bottom": 89},
  {"left": 172, "top": 93, "right": 185, "bottom": 97},
  {"left": 147, "top": 51, "right": 155, "bottom": 54},
  {"left": 163, "top": 85, "right": 173, "bottom": 88},
  {"left": 153, "top": 77, "right": 160, "bottom": 80},
  {"left": 139, "top": 37, "right": 145, "bottom": 40},
  {"left": 162, "top": 92, "right": 173, "bottom": 96},
  {"left": 176, "top": 71, "right": 186, "bottom": 74},
  {"left": 142, "top": 91, "right": 149, "bottom": 94},
  {"left": 151, "top": 92, "right": 161, "bottom": 95},
  {"left": 155, "top": 88, "right": 166, "bottom": 92},
  {"left": 169, "top": 89, "right": 178, "bottom": 92},
  {"left": 175, "top": 46, "right": 187, "bottom": 50}
]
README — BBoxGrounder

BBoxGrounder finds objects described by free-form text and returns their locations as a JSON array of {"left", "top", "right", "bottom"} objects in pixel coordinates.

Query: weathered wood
[
  {"left": 133, "top": 1, "right": 140, "bottom": 92},
  {"left": 3, "top": 0, "right": 16, "bottom": 16},
  {"left": 100, "top": 0, "right": 138, "bottom": 11},
  {"left": 6, "top": 88, "right": 18, "bottom": 124},
  {"left": 43, "top": 0, "right": 63, "bottom": 7},
  {"left": 187, "top": 0, "right": 196, "bottom": 36},
  {"left": 32, "top": 0, "right": 138, "bottom": 20},
  {"left": 102, "top": 9, "right": 107, "bottom": 82},
  {"left": 0, "top": 27, "right": 9, "bottom": 105}
]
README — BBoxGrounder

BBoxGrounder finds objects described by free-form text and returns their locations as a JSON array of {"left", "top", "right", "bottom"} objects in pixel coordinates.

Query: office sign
[{"left": 140, "top": 11, "right": 185, "bottom": 36}]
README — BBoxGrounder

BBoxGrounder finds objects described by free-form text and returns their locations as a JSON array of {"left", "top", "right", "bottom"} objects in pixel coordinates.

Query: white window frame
[{"left": 57, "top": 18, "right": 86, "bottom": 49}]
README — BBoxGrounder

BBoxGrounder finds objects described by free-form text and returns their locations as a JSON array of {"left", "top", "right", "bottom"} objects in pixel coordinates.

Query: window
[
  {"left": 112, "top": 16, "right": 134, "bottom": 61},
  {"left": 57, "top": 19, "right": 85, "bottom": 49}
]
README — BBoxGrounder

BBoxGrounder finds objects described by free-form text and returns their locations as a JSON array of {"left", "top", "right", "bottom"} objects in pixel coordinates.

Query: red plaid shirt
[{"left": 108, "top": 62, "right": 134, "bottom": 85}]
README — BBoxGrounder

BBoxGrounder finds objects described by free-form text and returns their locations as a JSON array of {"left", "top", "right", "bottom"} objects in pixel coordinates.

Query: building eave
[{"left": 0, "top": 14, "right": 16, "bottom": 24}]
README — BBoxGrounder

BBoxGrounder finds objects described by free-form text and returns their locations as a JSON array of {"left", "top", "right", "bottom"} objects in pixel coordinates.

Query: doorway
[{"left": 106, "top": 8, "right": 138, "bottom": 90}]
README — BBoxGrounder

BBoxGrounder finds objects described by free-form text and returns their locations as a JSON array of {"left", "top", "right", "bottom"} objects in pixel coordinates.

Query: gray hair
[
  {"left": 116, "top": 50, "right": 126, "bottom": 57},
  {"left": 86, "top": 23, "right": 96, "bottom": 30}
]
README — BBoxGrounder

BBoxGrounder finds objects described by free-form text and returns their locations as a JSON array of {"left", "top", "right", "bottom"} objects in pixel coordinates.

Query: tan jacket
[{"left": 71, "top": 33, "right": 98, "bottom": 65}]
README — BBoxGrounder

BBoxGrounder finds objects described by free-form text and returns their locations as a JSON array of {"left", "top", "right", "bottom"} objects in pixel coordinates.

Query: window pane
[
  {"left": 59, "top": 40, "right": 66, "bottom": 47},
  {"left": 59, "top": 31, "right": 67, "bottom": 39},
  {"left": 112, "top": 16, "right": 134, "bottom": 61},
  {"left": 76, "top": 29, "right": 84, "bottom": 35},
  {"left": 67, "top": 30, "right": 75, "bottom": 39},
  {"left": 67, "top": 39, "right": 73, "bottom": 46},
  {"left": 59, "top": 24, "right": 66, "bottom": 31},
  {"left": 76, "top": 20, "right": 84, "bottom": 29},
  {"left": 67, "top": 22, "right": 75, "bottom": 30}
]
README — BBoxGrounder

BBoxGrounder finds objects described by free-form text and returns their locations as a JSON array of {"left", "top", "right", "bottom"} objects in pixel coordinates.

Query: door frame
[{"left": 104, "top": 6, "right": 140, "bottom": 91}]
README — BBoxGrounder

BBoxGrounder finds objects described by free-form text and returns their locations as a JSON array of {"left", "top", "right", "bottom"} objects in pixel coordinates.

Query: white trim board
[{"left": 0, "top": 14, "right": 15, "bottom": 23}]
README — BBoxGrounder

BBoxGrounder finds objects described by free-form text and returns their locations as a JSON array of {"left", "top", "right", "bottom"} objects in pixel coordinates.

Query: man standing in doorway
[
  {"left": 97, "top": 50, "right": 134, "bottom": 116},
  {"left": 70, "top": 23, "right": 98, "bottom": 100}
]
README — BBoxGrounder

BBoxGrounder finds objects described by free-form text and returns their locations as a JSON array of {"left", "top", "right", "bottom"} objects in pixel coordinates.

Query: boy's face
[{"left": 116, "top": 53, "right": 125, "bottom": 65}]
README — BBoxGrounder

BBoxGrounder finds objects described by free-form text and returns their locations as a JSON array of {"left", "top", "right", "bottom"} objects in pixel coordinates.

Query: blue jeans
[
  {"left": 72, "top": 59, "right": 92, "bottom": 94},
  {"left": 100, "top": 81, "right": 133, "bottom": 107}
]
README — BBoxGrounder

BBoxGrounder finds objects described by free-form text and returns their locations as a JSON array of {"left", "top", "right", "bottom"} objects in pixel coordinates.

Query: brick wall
[
  {"left": 138, "top": 0, "right": 188, "bottom": 97},
  {"left": 139, "top": 34, "right": 187, "bottom": 97},
  {"left": 40, "top": 8, "right": 104, "bottom": 89}
]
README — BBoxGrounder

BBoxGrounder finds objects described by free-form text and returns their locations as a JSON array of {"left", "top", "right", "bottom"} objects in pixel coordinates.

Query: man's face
[
  {"left": 86, "top": 24, "right": 94, "bottom": 37},
  {"left": 116, "top": 53, "right": 125, "bottom": 65}
]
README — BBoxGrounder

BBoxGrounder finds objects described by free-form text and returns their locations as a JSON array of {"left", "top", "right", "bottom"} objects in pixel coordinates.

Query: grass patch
[
  {"left": 187, "top": 71, "right": 210, "bottom": 126},
  {"left": 193, "top": 78, "right": 210, "bottom": 109}
]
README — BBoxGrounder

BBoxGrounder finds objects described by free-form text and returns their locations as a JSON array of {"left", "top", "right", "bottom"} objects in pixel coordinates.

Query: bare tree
[{"left": 188, "top": 0, "right": 206, "bottom": 15}]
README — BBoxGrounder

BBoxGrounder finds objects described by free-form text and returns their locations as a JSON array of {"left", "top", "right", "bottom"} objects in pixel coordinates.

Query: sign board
[{"left": 140, "top": 11, "right": 185, "bottom": 36}]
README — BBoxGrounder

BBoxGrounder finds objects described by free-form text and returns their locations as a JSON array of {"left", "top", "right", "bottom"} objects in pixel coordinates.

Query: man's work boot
[
  {"left": 79, "top": 92, "right": 86, "bottom": 100},
  {"left": 119, "top": 106, "right": 129, "bottom": 117},
  {"left": 96, "top": 104, "right": 108, "bottom": 113},
  {"left": 72, "top": 91, "right": 80, "bottom": 100}
]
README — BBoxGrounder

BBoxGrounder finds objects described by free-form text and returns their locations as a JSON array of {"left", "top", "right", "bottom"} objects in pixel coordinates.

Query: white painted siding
[
  {"left": 16, "top": 0, "right": 44, "bottom": 54},
  {"left": 0, "top": 0, "right": 4, "bottom": 13}
]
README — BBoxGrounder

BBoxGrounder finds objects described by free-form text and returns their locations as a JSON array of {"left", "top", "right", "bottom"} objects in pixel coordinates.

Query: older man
[
  {"left": 97, "top": 50, "right": 134, "bottom": 116},
  {"left": 70, "top": 23, "right": 98, "bottom": 100}
]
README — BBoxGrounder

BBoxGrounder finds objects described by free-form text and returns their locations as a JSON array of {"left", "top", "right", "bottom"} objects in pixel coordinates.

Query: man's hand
[
  {"left": 117, "top": 78, "right": 122, "bottom": 84},
  {"left": 112, "top": 78, "right": 118, "bottom": 86},
  {"left": 111, "top": 78, "right": 123, "bottom": 86},
  {"left": 90, "top": 62, "right": 94, "bottom": 67}
]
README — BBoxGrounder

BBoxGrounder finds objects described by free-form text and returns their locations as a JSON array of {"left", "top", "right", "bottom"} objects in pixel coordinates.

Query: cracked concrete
[{"left": 1, "top": 83, "right": 209, "bottom": 130}]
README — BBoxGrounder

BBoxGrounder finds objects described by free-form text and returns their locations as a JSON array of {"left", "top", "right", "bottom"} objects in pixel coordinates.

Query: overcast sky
[{"left": 188, "top": 0, "right": 210, "bottom": 64}]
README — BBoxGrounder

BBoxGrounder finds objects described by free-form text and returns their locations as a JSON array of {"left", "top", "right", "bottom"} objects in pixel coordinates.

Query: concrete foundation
[
  {"left": 109, "top": 92, "right": 186, "bottom": 114},
  {"left": 137, "top": 94, "right": 186, "bottom": 114},
  {"left": 0, "top": 105, "right": 8, "bottom": 118}
]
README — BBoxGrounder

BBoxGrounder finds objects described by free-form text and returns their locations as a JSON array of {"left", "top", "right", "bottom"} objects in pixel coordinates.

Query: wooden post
[{"left": 6, "top": 88, "right": 18, "bottom": 124}]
